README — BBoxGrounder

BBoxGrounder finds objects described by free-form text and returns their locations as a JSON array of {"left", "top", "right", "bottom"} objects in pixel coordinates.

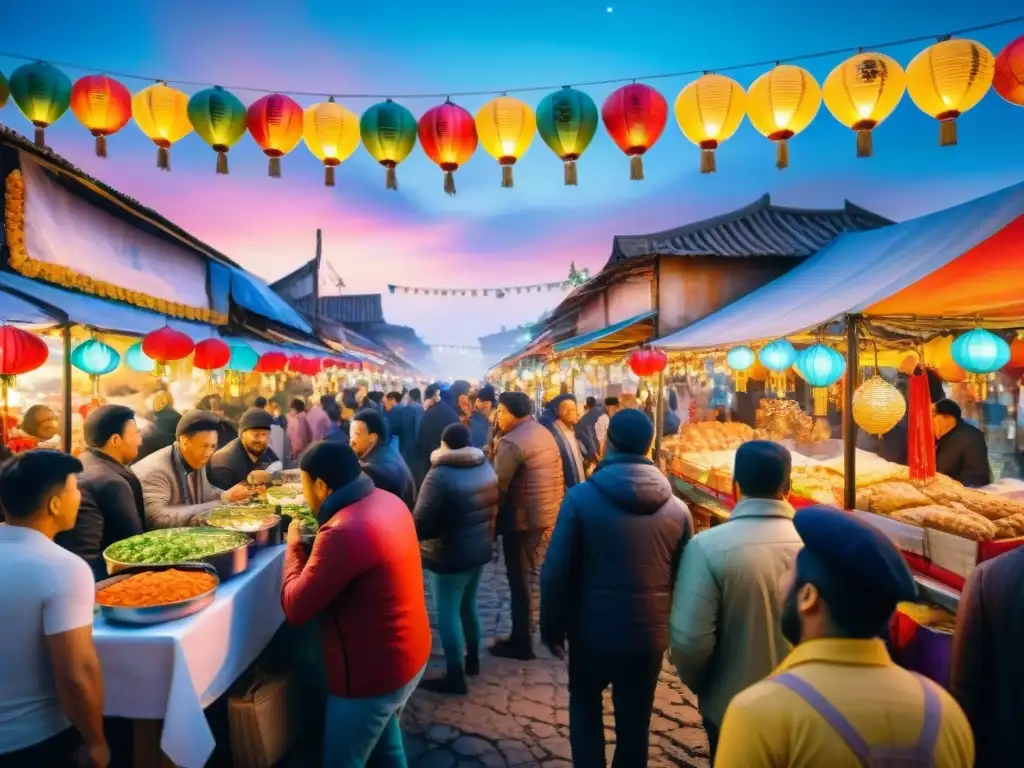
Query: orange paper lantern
[
  {"left": 70, "top": 75, "right": 132, "bottom": 157},
  {"left": 247, "top": 93, "right": 304, "bottom": 178}
]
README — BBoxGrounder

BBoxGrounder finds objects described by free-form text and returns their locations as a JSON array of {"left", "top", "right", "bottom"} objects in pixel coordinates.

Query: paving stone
[
  {"left": 414, "top": 749, "right": 457, "bottom": 768},
  {"left": 426, "top": 724, "right": 459, "bottom": 744},
  {"left": 452, "top": 736, "right": 491, "bottom": 757}
]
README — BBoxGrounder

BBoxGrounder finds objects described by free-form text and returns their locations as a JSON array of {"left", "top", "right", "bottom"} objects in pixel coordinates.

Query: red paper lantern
[
  {"left": 628, "top": 345, "right": 668, "bottom": 377},
  {"left": 70, "top": 75, "right": 132, "bottom": 157},
  {"left": 0, "top": 325, "right": 49, "bottom": 382},
  {"left": 142, "top": 326, "right": 194, "bottom": 363},
  {"left": 254, "top": 352, "right": 287, "bottom": 373},
  {"left": 304, "top": 357, "right": 324, "bottom": 376},
  {"left": 601, "top": 83, "right": 669, "bottom": 181},
  {"left": 418, "top": 99, "right": 478, "bottom": 196},
  {"left": 247, "top": 93, "right": 304, "bottom": 178},
  {"left": 193, "top": 338, "right": 231, "bottom": 371},
  {"left": 994, "top": 35, "right": 1024, "bottom": 106}
]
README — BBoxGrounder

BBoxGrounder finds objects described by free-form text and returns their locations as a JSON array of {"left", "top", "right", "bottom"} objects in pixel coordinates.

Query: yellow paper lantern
[
  {"left": 906, "top": 39, "right": 995, "bottom": 147},
  {"left": 674, "top": 74, "right": 746, "bottom": 173},
  {"left": 852, "top": 374, "right": 906, "bottom": 436},
  {"left": 475, "top": 96, "right": 536, "bottom": 188},
  {"left": 746, "top": 65, "right": 821, "bottom": 169},
  {"left": 303, "top": 97, "right": 361, "bottom": 187},
  {"left": 823, "top": 52, "right": 906, "bottom": 158},
  {"left": 132, "top": 82, "right": 192, "bottom": 171}
]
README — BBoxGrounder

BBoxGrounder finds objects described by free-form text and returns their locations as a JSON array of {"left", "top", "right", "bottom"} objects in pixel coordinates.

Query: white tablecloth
[{"left": 94, "top": 546, "right": 286, "bottom": 768}]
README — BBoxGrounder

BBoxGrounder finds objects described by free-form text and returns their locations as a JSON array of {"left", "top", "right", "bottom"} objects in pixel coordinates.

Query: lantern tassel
[
  {"left": 268, "top": 157, "right": 282, "bottom": 178},
  {"left": 564, "top": 160, "right": 578, "bottom": 187},
  {"left": 856, "top": 130, "right": 872, "bottom": 158},
  {"left": 700, "top": 149, "right": 716, "bottom": 174},
  {"left": 775, "top": 139, "right": 789, "bottom": 170},
  {"left": 629, "top": 155, "right": 644, "bottom": 181},
  {"left": 34, "top": 126, "right": 45, "bottom": 147},
  {"left": 95, "top": 135, "right": 108, "bottom": 158},
  {"left": 216, "top": 150, "right": 229, "bottom": 175},
  {"left": 939, "top": 118, "right": 957, "bottom": 147},
  {"left": 443, "top": 170, "right": 456, "bottom": 196},
  {"left": 907, "top": 367, "right": 936, "bottom": 482},
  {"left": 325, "top": 166, "right": 336, "bottom": 187},
  {"left": 385, "top": 166, "right": 398, "bottom": 191},
  {"left": 501, "top": 165, "right": 513, "bottom": 188},
  {"left": 157, "top": 147, "right": 170, "bottom": 171}
]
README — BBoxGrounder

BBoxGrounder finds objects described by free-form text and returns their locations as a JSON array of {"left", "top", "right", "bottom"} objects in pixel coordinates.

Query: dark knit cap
[
  {"left": 299, "top": 440, "right": 361, "bottom": 490},
  {"left": 238, "top": 407, "right": 274, "bottom": 433},
  {"left": 794, "top": 506, "right": 917, "bottom": 637},
  {"left": 499, "top": 391, "right": 533, "bottom": 419},
  {"left": 442, "top": 423, "right": 472, "bottom": 450},
  {"left": 733, "top": 441, "right": 792, "bottom": 498},
  {"left": 547, "top": 393, "right": 575, "bottom": 412},
  {"left": 476, "top": 384, "right": 497, "bottom": 404},
  {"left": 607, "top": 409, "right": 654, "bottom": 455},
  {"left": 84, "top": 405, "right": 136, "bottom": 448},
  {"left": 175, "top": 410, "right": 221, "bottom": 438}
]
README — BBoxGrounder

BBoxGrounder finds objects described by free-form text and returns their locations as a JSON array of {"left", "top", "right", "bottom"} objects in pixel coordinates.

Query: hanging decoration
[
  {"left": 951, "top": 327, "right": 1010, "bottom": 374},
  {"left": 746, "top": 65, "right": 821, "bottom": 169},
  {"left": 994, "top": 35, "right": 1024, "bottom": 106},
  {"left": 132, "top": 82, "right": 192, "bottom": 170},
  {"left": 627, "top": 345, "right": 668, "bottom": 377},
  {"left": 360, "top": 99, "right": 418, "bottom": 191},
  {"left": 475, "top": 96, "right": 536, "bottom": 188},
  {"left": 798, "top": 343, "right": 846, "bottom": 417},
  {"left": 187, "top": 86, "right": 248, "bottom": 174},
  {"left": 227, "top": 342, "right": 259, "bottom": 372},
  {"left": 254, "top": 351, "right": 288, "bottom": 373},
  {"left": 125, "top": 342, "right": 156, "bottom": 373},
  {"left": 192, "top": 338, "right": 231, "bottom": 371},
  {"left": 906, "top": 39, "right": 995, "bottom": 146},
  {"left": 69, "top": 75, "right": 132, "bottom": 157},
  {"left": 726, "top": 344, "right": 755, "bottom": 389},
  {"left": 536, "top": 86, "right": 599, "bottom": 186},
  {"left": 822, "top": 53, "right": 906, "bottom": 158},
  {"left": 247, "top": 93, "right": 304, "bottom": 178},
  {"left": 8, "top": 61, "right": 72, "bottom": 147},
  {"left": 387, "top": 263, "right": 588, "bottom": 299},
  {"left": 674, "top": 74, "right": 746, "bottom": 173},
  {"left": 71, "top": 338, "right": 120, "bottom": 395},
  {"left": 601, "top": 83, "right": 669, "bottom": 181},
  {"left": 853, "top": 374, "right": 906, "bottom": 436},
  {"left": 303, "top": 97, "right": 361, "bottom": 187},
  {"left": 142, "top": 326, "right": 194, "bottom": 378},
  {"left": 907, "top": 367, "right": 937, "bottom": 482},
  {"left": 0, "top": 325, "right": 50, "bottom": 448},
  {"left": 759, "top": 338, "right": 798, "bottom": 396},
  {"left": 418, "top": 99, "right": 478, "bottom": 196}
]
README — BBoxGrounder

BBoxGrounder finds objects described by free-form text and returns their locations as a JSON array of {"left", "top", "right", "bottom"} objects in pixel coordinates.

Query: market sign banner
[{"left": 4, "top": 157, "right": 225, "bottom": 324}]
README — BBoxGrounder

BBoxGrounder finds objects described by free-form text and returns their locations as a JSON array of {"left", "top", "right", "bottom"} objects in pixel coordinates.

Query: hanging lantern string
[{"left": 0, "top": 16, "right": 1021, "bottom": 100}]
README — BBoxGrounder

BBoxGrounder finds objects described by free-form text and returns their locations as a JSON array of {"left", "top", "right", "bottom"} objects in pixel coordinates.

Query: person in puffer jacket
[
  {"left": 414, "top": 423, "right": 498, "bottom": 694},
  {"left": 541, "top": 408, "right": 692, "bottom": 768}
]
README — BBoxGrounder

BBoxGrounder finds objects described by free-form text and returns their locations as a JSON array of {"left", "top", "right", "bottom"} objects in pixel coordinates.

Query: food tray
[
  {"left": 95, "top": 563, "right": 219, "bottom": 626},
  {"left": 199, "top": 507, "right": 283, "bottom": 548},
  {"left": 103, "top": 527, "right": 251, "bottom": 580}
]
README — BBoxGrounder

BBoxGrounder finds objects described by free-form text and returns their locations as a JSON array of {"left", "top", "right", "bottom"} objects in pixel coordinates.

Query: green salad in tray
[
  {"left": 204, "top": 506, "right": 280, "bottom": 533},
  {"left": 104, "top": 528, "right": 249, "bottom": 566}
]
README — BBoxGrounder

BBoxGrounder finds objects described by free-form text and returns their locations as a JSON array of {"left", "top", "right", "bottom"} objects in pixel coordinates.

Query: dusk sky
[{"left": 2, "top": 2, "right": 1023, "bottom": 352}]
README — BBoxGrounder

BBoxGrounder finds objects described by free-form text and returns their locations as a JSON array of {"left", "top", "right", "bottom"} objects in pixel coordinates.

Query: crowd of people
[{"left": 0, "top": 378, "right": 1019, "bottom": 767}]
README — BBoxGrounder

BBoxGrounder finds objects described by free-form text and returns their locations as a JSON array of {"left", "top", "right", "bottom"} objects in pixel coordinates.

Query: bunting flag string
[
  {"left": 388, "top": 264, "right": 590, "bottom": 299},
  {"left": 430, "top": 344, "right": 483, "bottom": 355},
  {"left": 1, "top": 17, "right": 1022, "bottom": 191}
]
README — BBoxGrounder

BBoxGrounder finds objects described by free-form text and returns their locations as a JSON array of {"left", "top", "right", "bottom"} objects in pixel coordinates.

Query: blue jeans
[
  {"left": 428, "top": 567, "right": 483, "bottom": 668},
  {"left": 322, "top": 664, "right": 426, "bottom": 767}
]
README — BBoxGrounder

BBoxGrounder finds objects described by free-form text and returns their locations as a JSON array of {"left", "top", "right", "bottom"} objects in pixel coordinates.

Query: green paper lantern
[
  {"left": 9, "top": 61, "right": 72, "bottom": 147},
  {"left": 535, "top": 86, "right": 599, "bottom": 186},
  {"left": 360, "top": 99, "right": 418, "bottom": 190},
  {"left": 71, "top": 339, "right": 120, "bottom": 377},
  {"left": 188, "top": 86, "right": 249, "bottom": 175},
  {"left": 125, "top": 342, "right": 155, "bottom": 373}
]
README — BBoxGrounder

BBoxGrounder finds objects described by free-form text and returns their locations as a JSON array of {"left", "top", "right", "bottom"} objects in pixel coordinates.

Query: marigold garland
[{"left": 4, "top": 170, "right": 227, "bottom": 325}]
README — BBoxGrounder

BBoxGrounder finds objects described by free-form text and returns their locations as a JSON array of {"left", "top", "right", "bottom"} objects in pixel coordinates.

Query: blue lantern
[
  {"left": 227, "top": 342, "right": 259, "bottom": 373},
  {"left": 799, "top": 344, "right": 846, "bottom": 388},
  {"left": 125, "top": 342, "right": 155, "bottom": 373},
  {"left": 71, "top": 339, "right": 120, "bottom": 377},
  {"left": 726, "top": 345, "right": 755, "bottom": 372},
  {"left": 758, "top": 339, "right": 797, "bottom": 372},
  {"left": 951, "top": 328, "right": 1010, "bottom": 374}
]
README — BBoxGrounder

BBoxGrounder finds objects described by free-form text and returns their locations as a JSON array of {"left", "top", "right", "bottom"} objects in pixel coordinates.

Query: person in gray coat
[
  {"left": 414, "top": 423, "right": 498, "bottom": 695},
  {"left": 133, "top": 410, "right": 251, "bottom": 529},
  {"left": 541, "top": 409, "right": 692, "bottom": 768},
  {"left": 491, "top": 391, "right": 564, "bottom": 660}
]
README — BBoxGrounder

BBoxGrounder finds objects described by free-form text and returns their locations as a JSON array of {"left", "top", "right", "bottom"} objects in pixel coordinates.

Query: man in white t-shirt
[
  {"left": 0, "top": 450, "right": 107, "bottom": 767},
  {"left": 593, "top": 396, "right": 619, "bottom": 458}
]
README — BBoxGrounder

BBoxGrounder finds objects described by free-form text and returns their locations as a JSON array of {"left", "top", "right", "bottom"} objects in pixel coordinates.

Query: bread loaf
[{"left": 890, "top": 505, "right": 996, "bottom": 541}]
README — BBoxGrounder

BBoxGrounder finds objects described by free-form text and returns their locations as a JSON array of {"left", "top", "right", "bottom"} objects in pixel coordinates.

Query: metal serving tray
[
  {"left": 103, "top": 527, "right": 252, "bottom": 580},
  {"left": 95, "top": 562, "right": 219, "bottom": 626},
  {"left": 199, "top": 508, "right": 283, "bottom": 549}
]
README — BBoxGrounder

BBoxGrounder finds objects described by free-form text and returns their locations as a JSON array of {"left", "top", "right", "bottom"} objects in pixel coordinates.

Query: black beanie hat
[
  {"left": 607, "top": 409, "right": 654, "bottom": 455},
  {"left": 442, "top": 423, "right": 472, "bottom": 450},
  {"left": 299, "top": 441, "right": 361, "bottom": 491},
  {"left": 238, "top": 407, "right": 274, "bottom": 433}
]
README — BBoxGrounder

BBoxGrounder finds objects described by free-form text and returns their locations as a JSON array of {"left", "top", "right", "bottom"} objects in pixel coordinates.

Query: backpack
[{"left": 773, "top": 672, "right": 941, "bottom": 767}]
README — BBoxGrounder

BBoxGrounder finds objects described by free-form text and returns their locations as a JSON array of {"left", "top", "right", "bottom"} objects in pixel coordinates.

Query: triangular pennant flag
[{"left": 388, "top": 285, "right": 396, "bottom": 294}]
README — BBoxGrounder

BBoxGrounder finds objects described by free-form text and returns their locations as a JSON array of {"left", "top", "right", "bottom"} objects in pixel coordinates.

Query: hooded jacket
[
  {"left": 361, "top": 440, "right": 417, "bottom": 511},
  {"left": 414, "top": 446, "right": 498, "bottom": 574},
  {"left": 414, "top": 400, "right": 460, "bottom": 485},
  {"left": 281, "top": 476, "right": 431, "bottom": 699},
  {"left": 540, "top": 453, "right": 692, "bottom": 655}
]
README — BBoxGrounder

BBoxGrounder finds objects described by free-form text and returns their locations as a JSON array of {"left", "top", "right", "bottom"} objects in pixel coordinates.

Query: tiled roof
[
  {"left": 297, "top": 294, "right": 385, "bottom": 324},
  {"left": 606, "top": 194, "right": 893, "bottom": 266}
]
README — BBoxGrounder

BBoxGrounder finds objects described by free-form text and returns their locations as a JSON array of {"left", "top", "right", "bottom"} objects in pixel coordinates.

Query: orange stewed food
[{"left": 97, "top": 569, "right": 217, "bottom": 607}]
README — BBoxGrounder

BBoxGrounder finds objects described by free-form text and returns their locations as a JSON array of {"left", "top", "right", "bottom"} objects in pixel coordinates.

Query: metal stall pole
[
  {"left": 843, "top": 315, "right": 860, "bottom": 510},
  {"left": 62, "top": 324, "right": 73, "bottom": 453},
  {"left": 653, "top": 369, "right": 665, "bottom": 466}
]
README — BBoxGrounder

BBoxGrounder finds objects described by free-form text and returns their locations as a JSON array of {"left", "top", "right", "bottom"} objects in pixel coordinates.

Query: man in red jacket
[{"left": 281, "top": 441, "right": 431, "bottom": 766}]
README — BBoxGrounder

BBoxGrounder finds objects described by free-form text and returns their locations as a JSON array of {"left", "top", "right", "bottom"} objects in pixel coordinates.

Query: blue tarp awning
[
  {"left": 552, "top": 310, "right": 657, "bottom": 354},
  {"left": 228, "top": 267, "right": 313, "bottom": 335},
  {"left": 0, "top": 286, "right": 58, "bottom": 326}
]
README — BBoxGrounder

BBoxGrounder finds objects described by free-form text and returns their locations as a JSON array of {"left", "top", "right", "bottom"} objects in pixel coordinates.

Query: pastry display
[
  {"left": 890, "top": 505, "right": 997, "bottom": 542},
  {"left": 855, "top": 482, "right": 933, "bottom": 515}
]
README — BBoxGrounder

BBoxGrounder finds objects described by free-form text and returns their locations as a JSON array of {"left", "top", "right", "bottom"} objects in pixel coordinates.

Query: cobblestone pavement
[{"left": 401, "top": 551, "right": 710, "bottom": 768}]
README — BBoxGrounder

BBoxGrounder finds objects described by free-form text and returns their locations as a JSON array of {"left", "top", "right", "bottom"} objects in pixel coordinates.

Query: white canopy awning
[{"left": 657, "top": 181, "right": 1024, "bottom": 350}]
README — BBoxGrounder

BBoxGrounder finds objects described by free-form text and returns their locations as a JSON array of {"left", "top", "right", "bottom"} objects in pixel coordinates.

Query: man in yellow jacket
[{"left": 715, "top": 507, "right": 974, "bottom": 768}]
